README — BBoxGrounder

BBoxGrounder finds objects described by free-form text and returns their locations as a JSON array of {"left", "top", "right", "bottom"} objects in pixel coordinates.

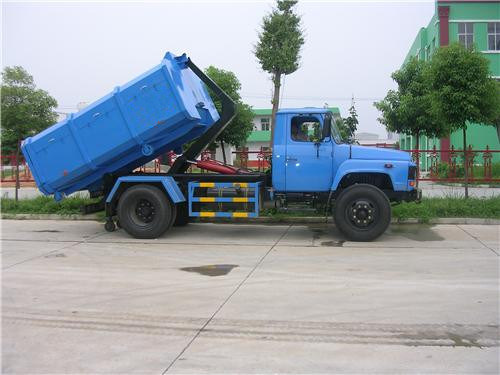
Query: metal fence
[
  {"left": 407, "top": 145, "right": 500, "bottom": 183},
  {"left": 2, "top": 144, "right": 498, "bottom": 185},
  {"left": 1, "top": 155, "right": 34, "bottom": 183}
]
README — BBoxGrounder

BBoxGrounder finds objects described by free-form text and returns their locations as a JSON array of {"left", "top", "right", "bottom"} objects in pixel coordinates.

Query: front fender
[{"left": 331, "top": 159, "right": 410, "bottom": 191}]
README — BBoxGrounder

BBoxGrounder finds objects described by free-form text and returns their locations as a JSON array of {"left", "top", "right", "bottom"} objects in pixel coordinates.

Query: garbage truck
[{"left": 22, "top": 52, "right": 420, "bottom": 241}]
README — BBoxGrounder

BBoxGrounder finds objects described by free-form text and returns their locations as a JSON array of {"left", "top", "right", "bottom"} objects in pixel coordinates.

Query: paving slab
[
  {"left": 96, "top": 222, "right": 290, "bottom": 246},
  {"left": 0, "top": 219, "right": 104, "bottom": 243},
  {"left": 1, "top": 220, "right": 499, "bottom": 374},
  {"left": 1, "top": 240, "right": 79, "bottom": 269},
  {"left": 169, "top": 338, "right": 498, "bottom": 374}
]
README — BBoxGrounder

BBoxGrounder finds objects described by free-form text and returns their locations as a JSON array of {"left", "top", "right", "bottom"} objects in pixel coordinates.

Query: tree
[
  {"left": 1, "top": 66, "right": 58, "bottom": 201},
  {"left": 204, "top": 66, "right": 254, "bottom": 164},
  {"left": 426, "top": 43, "right": 499, "bottom": 198},
  {"left": 493, "top": 81, "right": 500, "bottom": 142},
  {"left": 374, "top": 57, "right": 449, "bottom": 185},
  {"left": 255, "top": 0, "right": 304, "bottom": 149},
  {"left": 337, "top": 98, "right": 359, "bottom": 143}
]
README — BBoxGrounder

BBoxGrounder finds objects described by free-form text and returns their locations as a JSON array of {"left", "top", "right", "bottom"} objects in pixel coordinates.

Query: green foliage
[
  {"left": 255, "top": 0, "right": 304, "bottom": 146},
  {"left": 427, "top": 43, "right": 498, "bottom": 132},
  {"left": 254, "top": 0, "right": 304, "bottom": 76},
  {"left": 1, "top": 66, "right": 58, "bottom": 154},
  {"left": 375, "top": 57, "right": 448, "bottom": 140},
  {"left": 1, "top": 195, "right": 99, "bottom": 215},
  {"left": 436, "top": 162, "right": 500, "bottom": 180},
  {"left": 204, "top": 66, "right": 254, "bottom": 149},
  {"left": 3, "top": 196, "right": 499, "bottom": 222},
  {"left": 260, "top": 197, "right": 500, "bottom": 221},
  {"left": 392, "top": 197, "right": 500, "bottom": 221},
  {"left": 492, "top": 81, "right": 500, "bottom": 141},
  {"left": 337, "top": 102, "right": 359, "bottom": 143}
]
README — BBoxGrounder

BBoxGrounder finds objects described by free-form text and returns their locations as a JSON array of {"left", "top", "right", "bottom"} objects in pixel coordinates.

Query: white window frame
[
  {"left": 488, "top": 22, "right": 500, "bottom": 51},
  {"left": 458, "top": 22, "right": 474, "bottom": 49}
]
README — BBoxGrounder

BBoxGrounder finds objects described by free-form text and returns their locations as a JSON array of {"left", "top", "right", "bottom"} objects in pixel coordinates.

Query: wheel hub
[
  {"left": 135, "top": 199, "right": 156, "bottom": 223},
  {"left": 348, "top": 200, "right": 375, "bottom": 228}
]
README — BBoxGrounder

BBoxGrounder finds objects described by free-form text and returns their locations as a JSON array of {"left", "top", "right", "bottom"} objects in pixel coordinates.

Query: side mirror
[{"left": 322, "top": 113, "right": 332, "bottom": 140}]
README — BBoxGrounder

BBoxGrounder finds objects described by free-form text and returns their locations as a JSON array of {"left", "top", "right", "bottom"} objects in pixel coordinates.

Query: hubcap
[
  {"left": 347, "top": 200, "right": 375, "bottom": 228},
  {"left": 135, "top": 199, "right": 156, "bottom": 223}
]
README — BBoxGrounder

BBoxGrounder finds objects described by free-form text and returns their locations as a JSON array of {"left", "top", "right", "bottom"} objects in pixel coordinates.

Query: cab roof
[{"left": 277, "top": 107, "right": 340, "bottom": 115}]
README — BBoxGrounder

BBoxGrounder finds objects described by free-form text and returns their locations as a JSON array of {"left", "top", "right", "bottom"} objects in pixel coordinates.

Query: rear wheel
[
  {"left": 333, "top": 184, "right": 391, "bottom": 242},
  {"left": 117, "top": 184, "right": 176, "bottom": 239}
]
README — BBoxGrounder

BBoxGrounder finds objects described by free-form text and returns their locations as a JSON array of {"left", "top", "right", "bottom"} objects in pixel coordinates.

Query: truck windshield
[{"left": 329, "top": 114, "right": 343, "bottom": 144}]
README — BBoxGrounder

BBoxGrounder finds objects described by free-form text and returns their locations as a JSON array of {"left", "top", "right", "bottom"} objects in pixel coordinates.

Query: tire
[
  {"left": 333, "top": 184, "right": 391, "bottom": 242},
  {"left": 173, "top": 201, "right": 190, "bottom": 227},
  {"left": 117, "top": 184, "right": 176, "bottom": 239},
  {"left": 104, "top": 220, "right": 116, "bottom": 232}
]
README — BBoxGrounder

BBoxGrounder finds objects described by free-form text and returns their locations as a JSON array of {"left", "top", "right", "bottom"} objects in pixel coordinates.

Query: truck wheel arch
[
  {"left": 334, "top": 172, "right": 394, "bottom": 191},
  {"left": 106, "top": 176, "right": 185, "bottom": 204}
]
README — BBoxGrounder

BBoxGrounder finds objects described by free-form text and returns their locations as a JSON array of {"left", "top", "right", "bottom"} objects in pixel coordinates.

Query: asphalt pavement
[{"left": 1, "top": 220, "right": 499, "bottom": 374}]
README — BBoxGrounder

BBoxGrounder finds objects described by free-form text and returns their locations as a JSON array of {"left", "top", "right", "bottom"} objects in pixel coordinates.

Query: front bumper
[{"left": 385, "top": 188, "right": 422, "bottom": 203}]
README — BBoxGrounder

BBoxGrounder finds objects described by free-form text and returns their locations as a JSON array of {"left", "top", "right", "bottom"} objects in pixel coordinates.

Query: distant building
[
  {"left": 355, "top": 131, "right": 399, "bottom": 146},
  {"left": 399, "top": 0, "right": 500, "bottom": 169}
]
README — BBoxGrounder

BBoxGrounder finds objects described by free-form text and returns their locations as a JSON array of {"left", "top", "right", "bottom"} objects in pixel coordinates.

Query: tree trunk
[
  {"left": 463, "top": 128, "right": 469, "bottom": 199},
  {"left": 415, "top": 131, "right": 420, "bottom": 188},
  {"left": 15, "top": 139, "right": 21, "bottom": 202},
  {"left": 270, "top": 71, "right": 282, "bottom": 150},
  {"left": 220, "top": 140, "right": 227, "bottom": 165}
]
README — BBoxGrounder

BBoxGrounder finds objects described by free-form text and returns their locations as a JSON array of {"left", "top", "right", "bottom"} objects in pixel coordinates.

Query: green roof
[
  {"left": 252, "top": 108, "right": 272, "bottom": 116},
  {"left": 252, "top": 107, "right": 340, "bottom": 116},
  {"left": 247, "top": 130, "right": 271, "bottom": 142}
]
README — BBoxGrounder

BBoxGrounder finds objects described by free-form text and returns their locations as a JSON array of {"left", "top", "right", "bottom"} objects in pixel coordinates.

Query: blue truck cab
[
  {"left": 22, "top": 52, "right": 420, "bottom": 242},
  {"left": 269, "top": 108, "right": 419, "bottom": 240}
]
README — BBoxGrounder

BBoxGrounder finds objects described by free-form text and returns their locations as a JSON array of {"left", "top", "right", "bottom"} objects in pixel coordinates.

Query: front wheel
[
  {"left": 333, "top": 184, "right": 391, "bottom": 242},
  {"left": 117, "top": 184, "right": 176, "bottom": 239}
]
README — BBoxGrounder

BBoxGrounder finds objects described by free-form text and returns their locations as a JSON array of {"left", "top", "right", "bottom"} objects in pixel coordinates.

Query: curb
[{"left": 2, "top": 213, "right": 499, "bottom": 225}]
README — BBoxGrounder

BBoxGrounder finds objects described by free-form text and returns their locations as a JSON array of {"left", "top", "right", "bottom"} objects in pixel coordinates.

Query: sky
[{"left": 2, "top": 0, "right": 436, "bottom": 137}]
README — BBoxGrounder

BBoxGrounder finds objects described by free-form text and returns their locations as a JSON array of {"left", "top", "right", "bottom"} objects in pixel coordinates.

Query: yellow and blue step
[{"left": 188, "top": 181, "right": 260, "bottom": 218}]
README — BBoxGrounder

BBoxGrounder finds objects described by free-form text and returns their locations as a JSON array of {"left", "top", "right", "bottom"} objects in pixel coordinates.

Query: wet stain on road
[
  {"left": 44, "top": 253, "right": 66, "bottom": 258},
  {"left": 180, "top": 264, "right": 238, "bottom": 277},
  {"left": 34, "top": 230, "right": 61, "bottom": 233},
  {"left": 320, "top": 240, "right": 345, "bottom": 247},
  {"left": 388, "top": 224, "right": 444, "bottom": 241}
]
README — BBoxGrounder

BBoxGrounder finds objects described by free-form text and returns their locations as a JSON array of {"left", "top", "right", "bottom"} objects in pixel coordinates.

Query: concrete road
[{"left": 1, "top": 220, "right": 499, "bottom": 374}]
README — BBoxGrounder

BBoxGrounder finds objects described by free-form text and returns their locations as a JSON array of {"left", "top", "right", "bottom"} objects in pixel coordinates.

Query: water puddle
[
  {"left": 34, "top": 230, "right": 61, "bottom": 233},
  {"left": 180, "top": 264, "right": 238, "bottom": 277},
  {"left": 44, "top": 253, "right": 66, "bottom": 258},
  {"left": 388, "top": 224, "right": 444, "bottom": 241}
]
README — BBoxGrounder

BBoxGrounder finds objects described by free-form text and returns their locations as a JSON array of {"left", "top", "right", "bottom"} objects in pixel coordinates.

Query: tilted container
[{"left": 22, "top": 52, "right": 219, "bottom": 200}]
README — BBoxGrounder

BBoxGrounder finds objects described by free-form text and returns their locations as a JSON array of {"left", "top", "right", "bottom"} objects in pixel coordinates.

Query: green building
[{"left": 399, "top": 0, "right": 500, "bottom": 170}]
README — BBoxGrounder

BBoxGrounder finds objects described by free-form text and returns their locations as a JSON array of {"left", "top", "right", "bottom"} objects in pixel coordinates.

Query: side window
[{"left": 290, "top": 116, "right": 322, "bottom": 143}]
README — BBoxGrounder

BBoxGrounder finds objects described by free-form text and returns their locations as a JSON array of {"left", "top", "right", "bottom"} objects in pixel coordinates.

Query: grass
[
  {"left": 1, "top": 196, "right": 499, "bottom": 223},
  {"left": 1, "top": 195, "right": 99, "bottom": 215},
  {"left": 262, "top": 197, "right": 500, "bottom": 222},
  {"left": 391, "top": 197, "right": 500, "bottom": 222}
]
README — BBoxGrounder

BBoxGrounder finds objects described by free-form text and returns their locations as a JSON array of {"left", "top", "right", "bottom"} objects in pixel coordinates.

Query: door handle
[{"left": 286, "top": 157, "right": 298, "bottom": 162}]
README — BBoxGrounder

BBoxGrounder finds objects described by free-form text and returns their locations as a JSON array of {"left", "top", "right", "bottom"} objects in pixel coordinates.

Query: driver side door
[{"left": 285, "top": 114, "right": 334, "bottom": 192}]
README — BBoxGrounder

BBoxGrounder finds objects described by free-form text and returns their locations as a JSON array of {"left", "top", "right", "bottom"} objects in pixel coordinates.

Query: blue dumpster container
[{"left": 22, "top": 52, "right": 219, "bottom": 200}]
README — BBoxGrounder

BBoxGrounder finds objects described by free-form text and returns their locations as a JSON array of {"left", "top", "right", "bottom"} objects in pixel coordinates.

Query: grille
[{"left": 408, "top": 166, "right": 417, "bottom": 180}]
